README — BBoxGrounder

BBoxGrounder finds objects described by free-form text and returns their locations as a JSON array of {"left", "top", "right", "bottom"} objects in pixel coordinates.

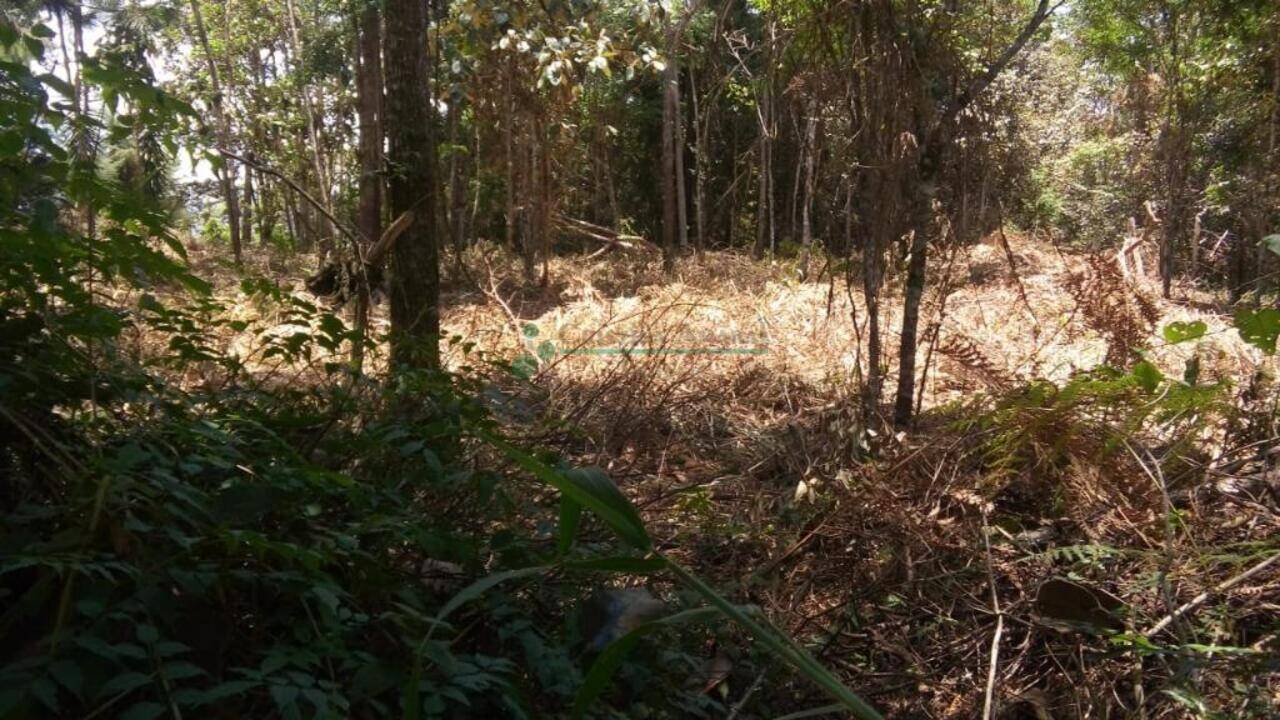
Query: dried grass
[{"left": 158, "top": 234, "right": 1276, "bottom": 717}]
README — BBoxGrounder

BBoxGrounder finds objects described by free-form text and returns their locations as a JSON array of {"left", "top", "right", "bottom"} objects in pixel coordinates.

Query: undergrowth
[{"left": 1, "top": 18, "right": 879, "bottom": 720}]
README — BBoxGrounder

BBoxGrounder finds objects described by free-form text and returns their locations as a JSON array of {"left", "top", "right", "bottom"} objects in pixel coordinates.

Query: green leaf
[
  {"left": 198, "top": 680, "right": 259, "bottom": 705},
  {"left": 434, "top": 566, "right": 546, "bottom": 628},
  {"left": 119, "top": 702, "right": 165, "bottom": 720},
  {"left": 562, "top": 556, "right": 669, "bottom": 574},
  {"left": 558, "top": 496, "right": 582, "bottom": 556},
  {"left": 1161, "top": 320, "right": 1206, "bottom": 344},
  {"left": 29, "top": 677, "right": 58, "bottom": 711},
  {"left": 1234, "top": 308, "right": 1280, "bottom": 354},
  {"left": 270, "top": 684, "right": 300, "bottom": 716},
  {"left": 38, "top": 73, "right": 74, "bottom": 98},
  {"left": 404, "top": 565, "right": 545, "bottom": 720},
  {"left": 773, "top": 704, "right": 848, "bottom": 720},
  {"left": 48, "top": 660, "right": 83, "bottom": 698},
  {"left": 160, "top": 662, "right": 206, "bottom": 681},
  {"left": 663, "top": 559, "right": 882, "bottom": 719},
  {"left": 571, "top": 607, "right": 721, "bottom": 719},
  {"left": 476, "top": 428, "right": 651, "bottom": 550},
  {"left": 153, "top": 640, "right": 191, "bottom": 658},
  {"left": 1260, "top": 234, "right": 1280, "bottom": 258},
  {"left": 1131, "top": 361, "right": 1163, "bottom": 392},
  {"left": 0, "top": 23, "right": 19, "bottom": 49},
  {"left": 100, "top": 672, "right": 154, "bottom": 698}
]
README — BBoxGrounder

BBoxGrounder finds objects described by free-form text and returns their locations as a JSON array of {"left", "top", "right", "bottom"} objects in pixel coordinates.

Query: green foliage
[
  {"left": 0, "top": 20, "right": 882, "bottom": 719},
  {"left": 960, "top": 359, "right": 1228, "bottom": 494},
  {"left": 1232, "top": 308, "right": 1280, "bottom": 354},
  {"left": 1162, "top": 320, "right": 1207, "bottom": 344}
]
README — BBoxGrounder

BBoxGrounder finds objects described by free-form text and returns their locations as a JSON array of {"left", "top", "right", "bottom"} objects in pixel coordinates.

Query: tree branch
[
  {"left": 937, "top": 0, "right": 1060, "bottom": 132},
  {"left": 214, "top": 147, "right": 363, "bottom": 250}
]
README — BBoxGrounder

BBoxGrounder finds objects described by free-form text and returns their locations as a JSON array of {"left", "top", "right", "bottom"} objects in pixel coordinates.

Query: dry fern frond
[
  {"left": 937, "top": 334, "right": 1012, "bottom": 391},
  {"left": 1062, "top": 255, "right": 1158, "bottom": 367}
]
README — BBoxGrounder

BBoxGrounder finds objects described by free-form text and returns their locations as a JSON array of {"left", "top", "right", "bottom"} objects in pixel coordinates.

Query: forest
[{"left": 2, "top": 0, "right": 1279, "bottom": 717}]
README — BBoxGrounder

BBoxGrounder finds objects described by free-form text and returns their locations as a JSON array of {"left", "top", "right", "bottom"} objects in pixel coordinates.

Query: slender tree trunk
[
  {"left": 889, "top": 0, "right": 1054, "bottom": 426},
  {"left": 241, "top": 161, "right": 255, "bottom": 247},
  {"left": 63, "top": 5, "right": 96, "bottom": 241},
  {"left": 384, "top": 0, "right": 439, "bottom": 369},
  {"left": 1257, "top": 31, "right": 1280, "bottom": 294},
  {"left": 448, "top": 95, "right": 467, "bottom": 254},
  {"left": 283, "top": 0, "right": 335, "bottom": 263},
  {"left": 221, "top": 7, "right": 251, "bottom": 251},
  {"left": 522, "top": 124, "right": 538, "bottom": 281},
  {"left": 673, "top": 57, "right": 689, "bottom": 251},
  {"left": 752, "top": 21, "right": 776, "bottom": 259},
  {"left": 1158, "top": 5, "right": 1185, "bottom": 299},
  {"left": 893, "top": 182, "right": 934, "bottom": 427},
  {"left": 690, "top": 64, "right": 707, "bottom": 253},
  {"left": 799, "top": 110, "right": 818, "bottom": 278},
  {"left": 660, "top": 28, "right": 681, "bottom": 272},
  {"left": 861, "top": 196, "right": 883, "bottom": 420},
  {"left": 258, "top": 168, "right": 274, "bottom": 245},
  {"left": 189, "top": 0, "right": 242, "bottom": 265},
  {"left": 503, "top": 65, "right": 524, "bottom": 278},
  {"left": 354, "top": 3, "right": 383, "bottom": 369},
  {"left": 752, "top": 86, "right": 772, "bottom": 259}
]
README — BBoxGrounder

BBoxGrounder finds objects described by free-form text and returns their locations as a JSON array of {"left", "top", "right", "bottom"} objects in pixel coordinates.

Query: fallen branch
[
  {"left": 304, "top": 211, "right": 415, "bottom": 306},
  {"left": 1144, "top": 551, "right": 1280, "bottom": 638},
  {"left": 552, "top": 214, "right": 657, "bottom": 258},
  {"left": 366, "top": 211, "right": 415, "bottom": 267}
]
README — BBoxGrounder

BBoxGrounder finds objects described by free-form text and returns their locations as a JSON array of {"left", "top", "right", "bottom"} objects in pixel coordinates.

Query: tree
[
  {"left": 188, "top": 0, "right": 243, "bottom": 265},
  {"left": 353, "top": 0, "right": 382, "bottom": 368},
  {"left": 384, "top": 0, "right": 440, "bottom": 369},
  {"left": 892, "top": 0, "right": 1058, "bottom": 427}
]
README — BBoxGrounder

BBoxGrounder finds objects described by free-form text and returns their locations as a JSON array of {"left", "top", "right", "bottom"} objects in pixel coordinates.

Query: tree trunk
[
  {"left": 1257, "top": 30, "right": 1280, "bottom": 294},
  {"left": 241, "top": 160, "right": 255, "bottom": 247},
  {"left": 752, "top": 86, "right": 772, "bottom": 259},
  {"left": 889, "top": 0, "right": 1054, "bottom": 427},
  {"left": 690, "top": 63, "right": 707, "bottom": 252},
  {"left": 257, "top": 168, "right": 274, "bottom": 245},
  {"left": 521, "top": 124, "right": 539, "bottom": 281},
  {"left": 283, "top": 0, "right": 335, "bottom": 263},
  {"left": 752, "top": 21, "right": 776, "bottom": 259},
  {"left": 893, "top": 184, "right": 934, "bottom": 427},
  {"left": 384, "top": 0, "right": 439, "bottom": 369},
  {"left": 188, "top": 0, "right": 242, "bottom": 265},
  {"left": 673, "top": 57, "right": 689, "bottom": 252},
  {"left": 799, "top": 110, "right": 818, "bottom": 278},
  {"left": 1158, "top": 5, "right": 1185, "bottom": 299},
  {"left": 354, "top": 3, "right": 383, "bottom": 369},
  {"left": 66, "top": 4, "right": 97, "bottom": 242},
  {"left": 862, "top": 201, "right": 883, "bottom": 420},
  {"left": 448, "top": 94, "right": 467, "bottom": 254},
  {"left": 661, "top": 33, "right": 680, "bottom": 272}
]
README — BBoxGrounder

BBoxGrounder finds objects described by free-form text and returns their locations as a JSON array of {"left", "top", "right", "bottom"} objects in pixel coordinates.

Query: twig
[
  {"left": 725, "top": 670, "right": 767, "bottom": 720},
  {"left": 980, "top": 514, "right": 1004, "bottom": 720},
  {"left": 1124, "top": 440, "right": 1188, "bottom": 641},
  {"left": 1144, "top": 551, "right": 1280, "bottom": 637},
  {"left": 479, "top": 252, "right": 529, "bottom": 345}
]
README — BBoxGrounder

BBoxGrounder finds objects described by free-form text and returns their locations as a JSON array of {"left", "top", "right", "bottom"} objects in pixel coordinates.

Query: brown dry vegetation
[{"left": 163, "top": 232, "right": 1279, "bottom": 718}]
